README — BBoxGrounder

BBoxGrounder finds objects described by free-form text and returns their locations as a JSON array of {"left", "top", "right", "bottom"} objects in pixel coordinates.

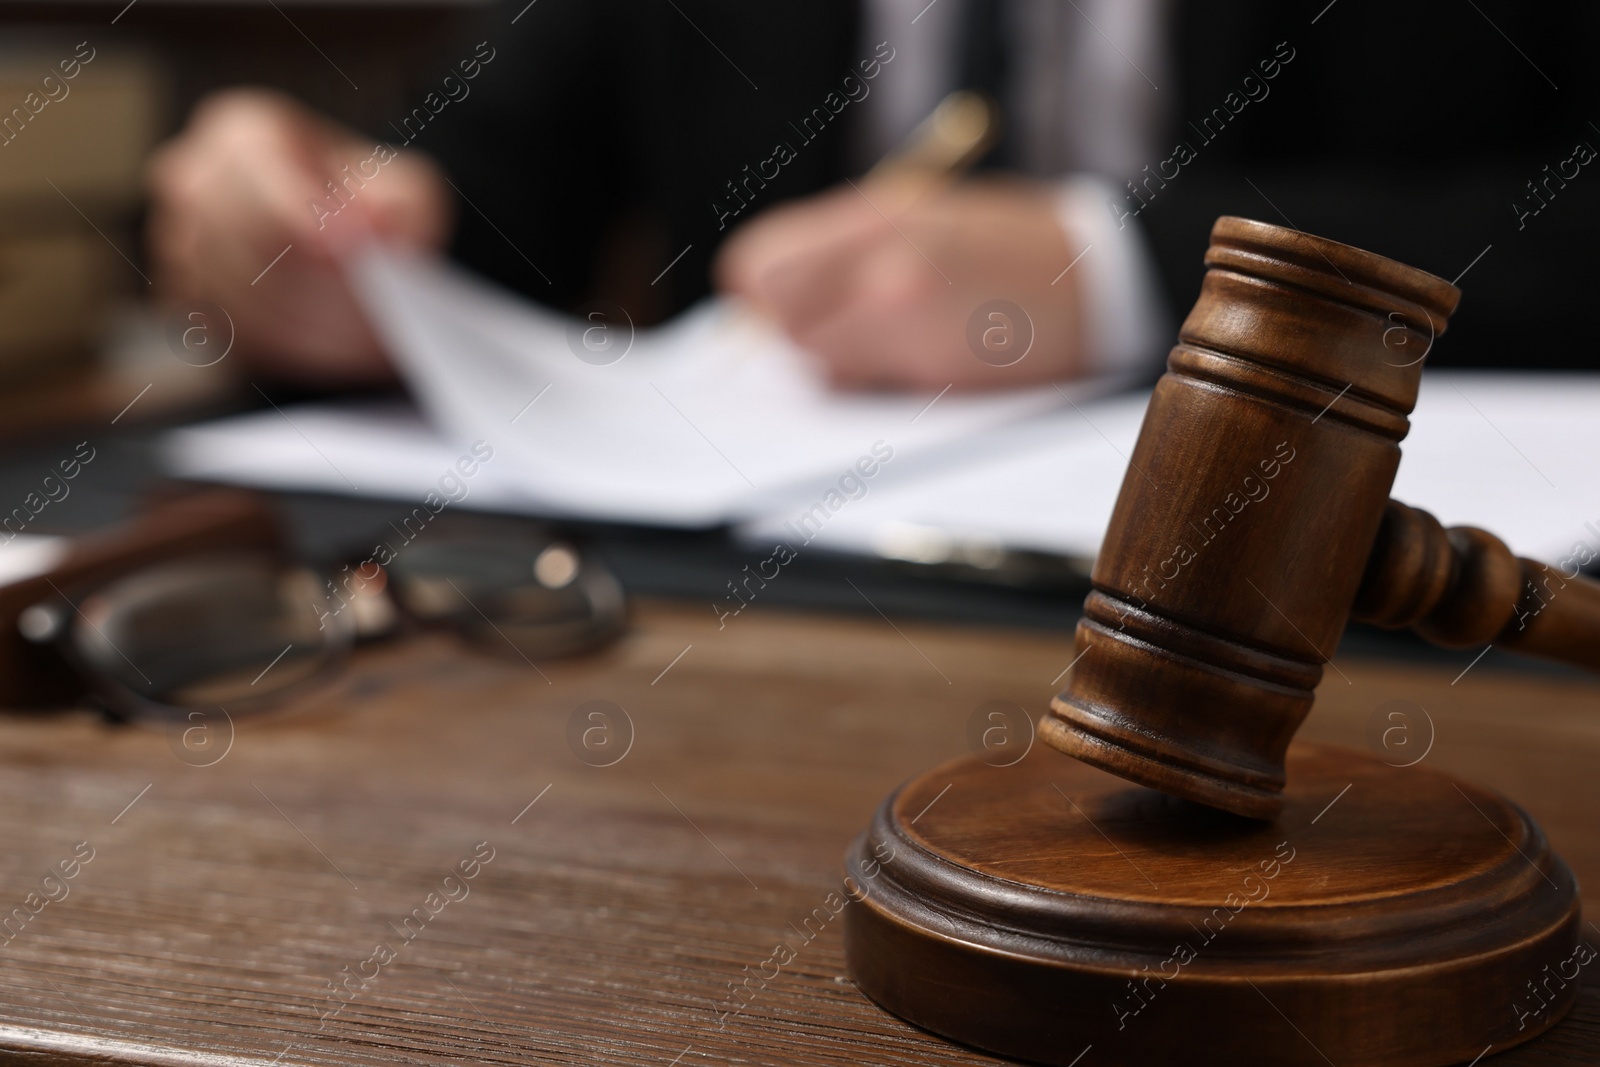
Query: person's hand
[
  {"left": 146, "top": 88, "right": 453, "bottom": 384},
  {"left": 714, "top": 178, "right": 1088, "bottom": 391}
]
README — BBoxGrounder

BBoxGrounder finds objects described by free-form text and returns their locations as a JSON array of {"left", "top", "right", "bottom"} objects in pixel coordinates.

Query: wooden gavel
[{"left": 1042, "top": 216, "right": 1600, "bottom": 819}]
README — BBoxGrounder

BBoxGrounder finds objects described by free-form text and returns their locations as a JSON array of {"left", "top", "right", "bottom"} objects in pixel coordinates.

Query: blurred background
[
  {"left": 1, "top": 0, "right": 1595, "bottom": 669},
  {"left": 0, "top": 0, "right": 1105, "bottom": 640}
]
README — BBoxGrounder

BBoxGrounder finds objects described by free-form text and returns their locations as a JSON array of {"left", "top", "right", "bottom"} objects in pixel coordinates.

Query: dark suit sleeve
[
  {"left": 405, "top": 0, "right": 860, "bottom": 323},
  {"left": 1129, "top": 0, "right": 1600, "bottom": 370}
]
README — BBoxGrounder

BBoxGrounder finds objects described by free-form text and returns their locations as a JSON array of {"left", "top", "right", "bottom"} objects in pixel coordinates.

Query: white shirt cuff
[{"left": 1054, "top": 175, "right": 1169, "bottom": 376}]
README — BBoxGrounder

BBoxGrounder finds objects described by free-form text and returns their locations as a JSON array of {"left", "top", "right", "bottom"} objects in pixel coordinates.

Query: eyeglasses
[{"left": 18, "top": 529, "right": 626, "bottom": 722}]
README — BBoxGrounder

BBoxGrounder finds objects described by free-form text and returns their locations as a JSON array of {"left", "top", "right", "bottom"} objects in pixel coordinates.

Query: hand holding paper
[{"left": 145, "top": 88, "right": 451, "bottom": 384}]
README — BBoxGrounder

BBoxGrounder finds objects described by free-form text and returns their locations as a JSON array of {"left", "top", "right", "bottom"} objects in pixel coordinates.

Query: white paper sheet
[
  {"left": 163, "top": 402, "right": 567, "bottom": 515},
  {"left": 164, "top": 249, "right": 1126, "bottom": 527},
  {"left": 336, "top": 248, "right": 1118, "bottom": 525},
  {"left": 0, "top": 534, "right": 68, "bottom": 587},
  {"left": 734, "top": 372, "right": 1600, "bottom": 566}
]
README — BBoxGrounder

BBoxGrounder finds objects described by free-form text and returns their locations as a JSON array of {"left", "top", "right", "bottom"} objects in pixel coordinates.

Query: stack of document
[{"left": 163, "top": 252, "right": 1600, "bottom": 568}]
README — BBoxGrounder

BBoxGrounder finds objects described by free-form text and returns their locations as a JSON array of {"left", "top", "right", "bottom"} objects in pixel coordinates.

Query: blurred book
[
  {"left": 0, "top": 231, "right": 114, "bottom": 379},
  {"left": 0, "top": 41, "right": 163, "bottom": 382},
  {"left": 0, "top": 46, "right": 160, "bottom": 205}
]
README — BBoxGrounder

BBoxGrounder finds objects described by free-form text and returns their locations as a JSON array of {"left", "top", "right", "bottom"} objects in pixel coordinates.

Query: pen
[{"left": 864, "top": 90, "right": 1001, "bottom": 203}]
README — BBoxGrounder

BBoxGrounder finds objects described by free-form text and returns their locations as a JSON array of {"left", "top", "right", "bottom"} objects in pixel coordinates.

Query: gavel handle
[{"left": 1352, "top": 500, "right": 1600, "bottom": 672}]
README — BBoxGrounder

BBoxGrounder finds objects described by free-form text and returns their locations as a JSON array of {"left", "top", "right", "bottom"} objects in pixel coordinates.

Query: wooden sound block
[{"left": 844, "top": 742, "right": 1583, "bottom": 1067}]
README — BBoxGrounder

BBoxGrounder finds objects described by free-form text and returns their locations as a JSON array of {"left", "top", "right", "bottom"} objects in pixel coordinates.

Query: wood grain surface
[
  {"left": 847, "top": 742, "right": 1580, "bottom": 1065},
  {"left": 0, "top": 599, "right": 1593, "bottom": 1066}
]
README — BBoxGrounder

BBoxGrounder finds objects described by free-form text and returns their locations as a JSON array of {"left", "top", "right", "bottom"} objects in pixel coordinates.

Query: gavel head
[{"left": 1040, "top": 216, "right": 1461, "bottom": 819}]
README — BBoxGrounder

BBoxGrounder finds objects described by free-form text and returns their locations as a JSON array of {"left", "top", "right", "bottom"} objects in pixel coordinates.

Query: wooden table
[{"left": 0, "top": 599, "right": 1593, "bottom": 1066}]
